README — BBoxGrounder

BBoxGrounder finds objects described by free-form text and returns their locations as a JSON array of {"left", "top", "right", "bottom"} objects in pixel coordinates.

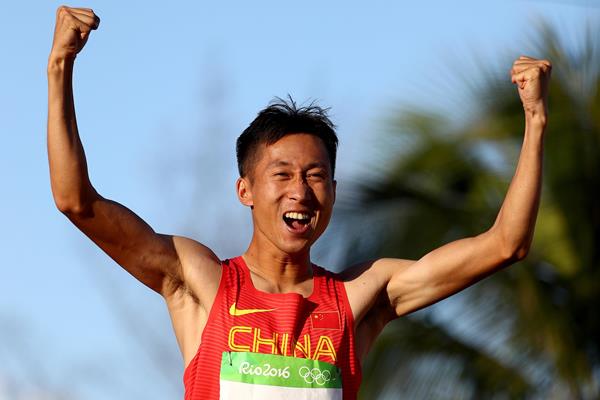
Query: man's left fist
[{"left": 510, "top": 56, "right": 552, "bottom": 112}]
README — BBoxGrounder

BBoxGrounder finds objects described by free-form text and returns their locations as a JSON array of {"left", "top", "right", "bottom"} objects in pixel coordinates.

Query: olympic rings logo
[{"left": 298, "top": 366, "right": 333, "bottom": 386}]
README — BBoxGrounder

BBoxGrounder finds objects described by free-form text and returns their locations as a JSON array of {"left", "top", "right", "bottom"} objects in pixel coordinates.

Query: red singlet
[{"left": 183, "top": 256, "right": 362, "bottom": 400}]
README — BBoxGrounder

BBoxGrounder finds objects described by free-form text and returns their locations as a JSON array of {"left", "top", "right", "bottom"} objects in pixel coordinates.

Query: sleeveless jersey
[{"left": 183, "top": 256, "right": 362, "bottom": 400}]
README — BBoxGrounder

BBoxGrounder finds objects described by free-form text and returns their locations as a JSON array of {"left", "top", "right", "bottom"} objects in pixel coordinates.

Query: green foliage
[{"left": 335, "top": 20, "right": 600, "bottom": 399}]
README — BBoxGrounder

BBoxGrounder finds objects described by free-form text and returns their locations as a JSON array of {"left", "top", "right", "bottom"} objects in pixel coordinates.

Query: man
[{"left": 47, "top": 6, "right": 551, "bottom": 400}]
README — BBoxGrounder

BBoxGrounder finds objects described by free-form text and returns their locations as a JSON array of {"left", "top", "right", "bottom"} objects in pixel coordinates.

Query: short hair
[{"left": 236, "top": 96, "right": 338, "bottom": 179}]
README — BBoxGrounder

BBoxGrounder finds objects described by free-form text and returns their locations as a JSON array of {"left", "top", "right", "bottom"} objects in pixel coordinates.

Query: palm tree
[{"left": 331, "top": 20, "right": 600, "bottom": 399}]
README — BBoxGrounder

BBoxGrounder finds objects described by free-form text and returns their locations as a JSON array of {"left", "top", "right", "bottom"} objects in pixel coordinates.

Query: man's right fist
[{"left": 49, "top": 6, "right": 100, "bottom": 61}]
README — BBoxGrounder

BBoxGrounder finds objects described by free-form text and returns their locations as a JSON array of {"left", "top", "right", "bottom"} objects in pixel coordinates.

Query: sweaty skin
[{"left": 47, "top": 6, "right": 551, "bottom": 375}]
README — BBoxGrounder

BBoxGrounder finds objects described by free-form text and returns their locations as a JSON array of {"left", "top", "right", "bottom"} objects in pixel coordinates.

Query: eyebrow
[{"left": 266, "top": 160, "right": 328, "bottom": 170}]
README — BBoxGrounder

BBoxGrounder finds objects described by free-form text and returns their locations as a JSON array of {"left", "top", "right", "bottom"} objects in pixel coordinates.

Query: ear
[
  {"left": 332, "top": 179, "right": 337, "bottom": 204},
  {"left": 236, "top": 177, "right": 254, "bottom": 208}
]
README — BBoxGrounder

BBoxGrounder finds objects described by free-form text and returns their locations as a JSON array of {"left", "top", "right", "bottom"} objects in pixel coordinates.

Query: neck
[{"left": 242, "top": 240, "right": 313, "bottom": 294}]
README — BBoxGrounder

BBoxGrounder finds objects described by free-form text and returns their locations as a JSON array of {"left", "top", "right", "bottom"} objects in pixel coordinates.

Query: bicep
[
  {"left": 386, "top": 230, "right": 511, "bottom": 317},
  {"left": 63, "top": 193, "right": 207, "bottom": 295}
]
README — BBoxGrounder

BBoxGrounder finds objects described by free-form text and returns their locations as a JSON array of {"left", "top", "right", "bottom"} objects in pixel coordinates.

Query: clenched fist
[
  {"left": 49, "top": 6, "right": 100, "bottom": 61},
  {"left": 510, "top": 56, "right": 552, "bottom": 113}
]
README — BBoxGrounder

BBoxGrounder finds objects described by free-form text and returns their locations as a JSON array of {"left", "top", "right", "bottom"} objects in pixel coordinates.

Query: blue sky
[{"left": 1, "top": 1, "right": 597, "bottom": 398}]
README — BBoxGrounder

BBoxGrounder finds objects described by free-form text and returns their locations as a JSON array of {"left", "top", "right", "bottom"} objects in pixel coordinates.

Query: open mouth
[{"left": 283, "top": 211, "right": 312, "bottom": 233}]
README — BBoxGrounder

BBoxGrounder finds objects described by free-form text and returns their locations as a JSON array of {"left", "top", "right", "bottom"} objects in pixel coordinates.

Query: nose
[{"left": 287, "top": 176, "right": 313, "bottom": 202}]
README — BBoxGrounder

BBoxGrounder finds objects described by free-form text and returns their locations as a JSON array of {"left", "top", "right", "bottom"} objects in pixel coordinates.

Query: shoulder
[
  {"left": 338, "top": 258, "right": 416, "bottom": 324},
  {"left": 311, "top": 263, "right": 339, "bottom": 279},
  {"left": 341, "top": 258, "right": 414, "bottom": 289},
  {"left": 163, "top": 236, "right": 223, "bottom": 308}
]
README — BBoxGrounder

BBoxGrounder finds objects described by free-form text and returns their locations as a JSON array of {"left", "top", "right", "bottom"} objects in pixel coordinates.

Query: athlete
[{"left": 47, "top": 6, "right": 552, "bottom": 400}]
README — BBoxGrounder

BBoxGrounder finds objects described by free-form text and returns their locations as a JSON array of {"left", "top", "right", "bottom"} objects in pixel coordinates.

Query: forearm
[
  {"left": 491, "top": 108, "right": 546, "bottom": 260},
  {"left": 47, "top": 56, "right": 97, "bottom": 213}
]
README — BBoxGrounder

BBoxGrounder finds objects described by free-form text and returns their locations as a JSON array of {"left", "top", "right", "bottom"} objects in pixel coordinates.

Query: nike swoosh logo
[{"left": 229, "top": 302, "right": 275, "bottom": 316}]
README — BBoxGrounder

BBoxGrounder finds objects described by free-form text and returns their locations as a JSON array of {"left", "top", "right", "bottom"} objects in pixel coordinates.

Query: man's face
[{"left": 237, "top": 133, "right": 337, "bottom": 256}]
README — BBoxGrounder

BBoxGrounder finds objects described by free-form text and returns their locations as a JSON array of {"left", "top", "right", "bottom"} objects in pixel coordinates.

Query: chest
[{"left": 213, "top": 288, "right": 347, "bottom": 365}]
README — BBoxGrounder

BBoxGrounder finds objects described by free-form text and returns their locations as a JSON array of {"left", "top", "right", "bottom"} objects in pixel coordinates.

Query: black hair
[{"left": 236, "top": 95, "right": 338, "bottom": 179}]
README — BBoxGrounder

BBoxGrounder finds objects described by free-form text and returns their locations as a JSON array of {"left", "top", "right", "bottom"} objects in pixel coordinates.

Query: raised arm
[
  {"left": 346, "top": 56, "right": 551, "bottom": 325},
  {"left": 386, "top": 56, "right": 551, "bottom": 316},
  {"left": 47, "top": 6, "right": 220, "bottom": 299}
]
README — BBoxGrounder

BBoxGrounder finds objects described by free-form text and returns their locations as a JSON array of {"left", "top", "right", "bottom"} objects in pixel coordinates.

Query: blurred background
[{"left": 1, "top": 1, "right": 599, "bottom": 399}]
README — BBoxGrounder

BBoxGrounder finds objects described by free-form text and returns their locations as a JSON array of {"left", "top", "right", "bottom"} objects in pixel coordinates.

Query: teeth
[{"left": 284, "top": 212, "right": 311, "bottom": 220}]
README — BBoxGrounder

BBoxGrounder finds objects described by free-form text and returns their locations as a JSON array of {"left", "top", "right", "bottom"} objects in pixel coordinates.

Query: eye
[{"left": 307, "top": 172, "right": 326, "bottom": 180}]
